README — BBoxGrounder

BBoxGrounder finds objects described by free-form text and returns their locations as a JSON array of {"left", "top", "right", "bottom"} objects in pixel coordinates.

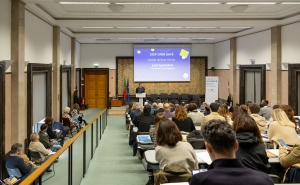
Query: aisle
[{"left": 80, "top": 115, "right": 147, "bottom": 185}]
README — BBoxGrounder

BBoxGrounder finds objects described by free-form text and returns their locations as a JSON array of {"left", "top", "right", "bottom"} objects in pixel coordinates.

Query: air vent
[
  {"left": 143, "top": 39, "right": 160, "bottom": 42},
  {"left": 94, "top": 38, "right": 113, "bottom": 41}
]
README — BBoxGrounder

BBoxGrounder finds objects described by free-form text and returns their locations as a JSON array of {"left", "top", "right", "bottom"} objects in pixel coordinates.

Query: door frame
[
  {"left": 239, "top": 65, "right": 266, "bottom": 104},
  {"left": 76, "top": 68, "right": 82, "bottom": 98},
  {"left": 82, "top": 68, "right": 109, "bottom": 108},
  {"left": 60, "top": 65, "right": 72, "bottom": 119},
  {"left": 288, "top": 64, "right": 300, "bottom": 115},
  {"left": 0, "top": 62, "right": 5, "bottom": 180}
]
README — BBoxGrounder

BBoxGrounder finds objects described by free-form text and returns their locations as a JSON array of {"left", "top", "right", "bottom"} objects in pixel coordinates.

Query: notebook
[{"left": 136, "top": 135, "right": 152, "bottom": 143}]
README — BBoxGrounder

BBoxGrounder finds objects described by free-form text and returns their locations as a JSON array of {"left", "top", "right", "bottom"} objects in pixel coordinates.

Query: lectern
[{"left": 136, "top": 93, "right": 146, "bottom": 105}]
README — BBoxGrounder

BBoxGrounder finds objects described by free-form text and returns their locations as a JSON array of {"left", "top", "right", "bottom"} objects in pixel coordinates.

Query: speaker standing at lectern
[{"left": 136, "top": 83, "right": 145, "bottom": 93}]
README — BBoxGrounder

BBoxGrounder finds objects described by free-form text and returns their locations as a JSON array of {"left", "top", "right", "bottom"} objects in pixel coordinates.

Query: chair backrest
[
  {"left": 150, "top": 94, "right": 158, "bottom": 99},
  {"left": 181, "top": 94, "right": 189, "bottom": 100},
  {"left": 62, "top": 118, "right": 71, "bottom": 127},
  {"left": 170, "top": 93, "right": 178, "bottom": 99},
  {"left": 269, "top": 174, "right": 281, "bottom": 183},
  {"left": 192, "top": 94, "right": 200, "bottom": 100},
  {"left": 6, "top": 167, "right": 22, "bottom": 178},
  {"left": 160, "top": 93, "right": 168, "bottom": 99}
]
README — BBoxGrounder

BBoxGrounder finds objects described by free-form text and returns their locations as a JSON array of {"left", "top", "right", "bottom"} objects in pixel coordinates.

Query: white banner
[{"left": 205, "top": 76, "right": 219, "bottom": 104}]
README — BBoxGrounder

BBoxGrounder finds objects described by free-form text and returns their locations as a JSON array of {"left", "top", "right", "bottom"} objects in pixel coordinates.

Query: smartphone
[
  {"left": 278, "top": 139, "right": 289, "bottom": 150},
  {"left": 192, "top": 169, "right": 207, "bottom": 175}
]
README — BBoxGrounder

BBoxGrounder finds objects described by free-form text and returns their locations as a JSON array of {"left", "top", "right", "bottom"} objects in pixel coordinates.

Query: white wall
[
  {"left": 214, "top": 40, "right": 230, "bottom": 69},
  {"left": 0, "top": 0, "right": 11, "bottom": 62},
  {"left": 25, "top": 10, "right": 53, "bottom": 64},
  {"left": 80, "top": 44, "right": 215, "bottom": 69},
  {"left": 282, "top": 22, "right": 300, "bottom": 65},
  {"left": 237, "top": 30, "right": 271, "bottom": 65},
  {"left": 60, "top": 32, "right": 71, "bottom": 65},
  {"left": 76, "top": 41, "right": 81, "bottom": 68}
]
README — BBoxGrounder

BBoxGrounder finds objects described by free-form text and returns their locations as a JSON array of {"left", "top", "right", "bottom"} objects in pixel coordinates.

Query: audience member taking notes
[{"left": 189, "top": 120, "right": 273, "bottom": 185}]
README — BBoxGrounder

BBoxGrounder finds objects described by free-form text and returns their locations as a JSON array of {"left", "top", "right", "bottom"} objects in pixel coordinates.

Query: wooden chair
[{"left": 62, "top": 118, "right": 79, "bottom": 137}]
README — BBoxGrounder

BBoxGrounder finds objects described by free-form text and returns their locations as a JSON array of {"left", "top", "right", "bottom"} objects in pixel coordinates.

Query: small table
[{"left": 111, "top": 99, "right": 122, "bottom": 107}]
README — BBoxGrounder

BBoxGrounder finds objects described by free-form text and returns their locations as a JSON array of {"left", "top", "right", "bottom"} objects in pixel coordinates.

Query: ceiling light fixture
[
  {"left": 219, "top": 27, "right": 251, "bottom": 29},
  {"left": 115, "top": 2, "right": 165, "bottom": 4},
  {"left": 151, "top": 27, "right": 182, "bottom": 28},
  {"left": 230, "top": 5, "right": 248, "bottom": 12},
  {"left": 281, "top": 2, "right": 300, "bottom": 4},
  {"left": 185, "top": 27, "right": 217, "bottom": 28},
  {"left": 116, "top": 27, "right": 148, "bottom": 28},
  {"left": 108, "top": 4, "right": 124, "bottom": 12},
  {"left": 170, "top": 2, "right": 220, "bottom": 4},
  {"left": 82, "top": 27, "right": 114, "bottom": 28},
  {"left": 59, "top": 2, "right": 110, "bottom": 4},
  {"left": 226, "top": 2, "right": 276, "bottom": 4},
  {"left": 192, "top": 38, "right": 215, "bottom": 39},
  {"left": 117, "top": 38, "right": 141, "bottom": 39}
]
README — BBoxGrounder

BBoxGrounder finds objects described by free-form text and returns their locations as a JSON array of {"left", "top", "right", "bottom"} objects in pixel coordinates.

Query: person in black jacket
[
  {"left": 133, "top": 104, "right": 154, "bottom": 132},
  {"left": 172, "top": 105, "right": 195, "bottom": 132},
  {"left": 45, "top": 117, "right": 64, "bottom": 146},
  {"left": 73, "top": 90, "right": 81, "bottom": 111},
  {"left": 233, "top": 114, "right": 271, "bottom": 173}
]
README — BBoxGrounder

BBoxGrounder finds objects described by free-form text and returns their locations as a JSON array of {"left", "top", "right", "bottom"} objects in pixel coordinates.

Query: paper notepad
[
  {"left": 196, "top": 152, "right": 212, "bottom": 165},
  {"left": 267, "top": 149, "right": 279, "bottom": 156}
]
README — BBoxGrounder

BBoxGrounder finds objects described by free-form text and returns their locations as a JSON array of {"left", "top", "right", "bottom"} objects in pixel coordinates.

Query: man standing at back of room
[
  {"left": 201, "top": 103, "right": 225, "bottom": 126},
  {"left": 190, "top": 120, "right": 273, "bottom": 185}
]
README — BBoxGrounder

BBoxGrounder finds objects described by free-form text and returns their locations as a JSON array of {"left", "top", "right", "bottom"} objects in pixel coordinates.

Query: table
[{"left": 111, "top": 99, "right": 122, "bottom": 107}]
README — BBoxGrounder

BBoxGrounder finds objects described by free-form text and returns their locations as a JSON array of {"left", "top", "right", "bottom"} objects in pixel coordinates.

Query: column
[
  {"left": 53, "top": 26, "right": 60, "bottom": 121},
  {"left": 71, "top": 38, "right": 76, "bottom": 104},
  {"left": 230, "top": 37, "right": 237, "bottom": 105},
  {"left": 271, "top": 26, "right": 282, "bottom": 105},
  {"left": 11, "top": 0, "right": 26, "bottom": 144}
]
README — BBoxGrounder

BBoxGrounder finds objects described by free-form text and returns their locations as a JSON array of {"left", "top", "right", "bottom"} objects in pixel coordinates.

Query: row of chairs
[{"left": 149, "top": 93, "right": 201, "bottom": 107}]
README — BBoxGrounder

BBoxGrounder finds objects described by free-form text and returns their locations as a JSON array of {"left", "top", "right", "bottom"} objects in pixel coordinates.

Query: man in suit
[
  {"left": 154, "top": 103, "right": 164, "bottom": 116},
  {"left": 136, "top": 83, "right": 145, "bottom": 93},
  {"left": 258, "top": 100, "right": 272, "bottom": 121},
  {"left": 39, "top": 124, "right": 61, "bottom": 152},
  {"left": 190, "top": 120, "right": 273, "bottom": 185},
  {"left": 133, "top": 104, "right": 154, "bottom": 132},
  {"left": 201, "top": 103, "right": 225, "bottom": 126}
]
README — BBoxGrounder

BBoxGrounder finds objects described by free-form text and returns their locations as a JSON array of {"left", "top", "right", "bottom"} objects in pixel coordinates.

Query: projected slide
[{"left": 134, "top": 48, "right": 191, "bottom": 82}]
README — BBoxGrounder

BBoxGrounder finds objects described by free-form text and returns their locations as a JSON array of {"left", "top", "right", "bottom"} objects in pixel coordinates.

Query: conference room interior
[{"left": 1, "top": 0, "right": 300, "bottom": 184}]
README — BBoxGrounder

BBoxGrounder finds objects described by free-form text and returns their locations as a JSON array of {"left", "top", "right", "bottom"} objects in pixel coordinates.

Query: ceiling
[{"left": 23, "top": 0, "right": 300, "bottom": 43}]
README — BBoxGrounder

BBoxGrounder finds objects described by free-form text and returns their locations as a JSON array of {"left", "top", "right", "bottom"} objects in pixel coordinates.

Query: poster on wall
[{"left": 205, "top": 76, "right": 219, "bottom": 104}]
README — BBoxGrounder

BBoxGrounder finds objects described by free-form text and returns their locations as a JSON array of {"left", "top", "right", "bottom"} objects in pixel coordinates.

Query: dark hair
[
  {"left": 231, "top": 106, "right": 242, "bottom": 121},
  {"left": 11, "top": 143, "right": 22, "bottom": 154},
  {"left": 204, "top": 106, "right": 210, "bottom": 112},
  {"left": 273, "top": 105, "right": 280, "bottom": 109},
  {"left": 139, "top": 83, "right": 142, "bottom": 85},
  {"left": 157, "top": 99, "right": 161, "bottom": 103},
  {"left": 40, "top": 123, "right": 48, "bottom": 131},
  {"left": 44, "top": 117, "right": 53, "bottom": 125},
  {"left": 261, "top": 101, "right": 268, "bottom": 107},
  {"left": 154, "top": 112, "right": 166, "bottom": 133},
  {"left": 262, "top": 99, "right": 269, "bottom": 105},
  {"left": 187, "top": 103, "right": 197, "bottom": 112},
  {"left": 210, "top": 103, "right": 219, "bottom": 112},
  {"left": 240, "top": 105, "right": 248, "bottom": 114},
  {"left": 73, "top": 90, "right": 78, "bottom": 97},
  {"left": 248, "top": 103, "right": 260, "bottom": 114},
  {"left": 156, "top": 119, "right": 182, "bottom": 147},
  {"left": 233, "top": 114, "right": 263, "bottom": 143},
  {"left": 201, "top": 120, "right": 236, "bottom": 155},
  {"left": 143, "top": 104, "right": 151, "bottom": 114},
  {"left": 215, "top": 100, "right": 219, "bottom": 103},
  {"left": 128, "top": 102, "right": 134, "bottom": 110},
  {"left": 280, "top": 105, "right": 296, "bottom": 124}
]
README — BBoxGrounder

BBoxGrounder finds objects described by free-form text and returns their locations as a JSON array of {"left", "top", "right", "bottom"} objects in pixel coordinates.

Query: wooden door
[{"left": 85, "top": 70, "right": 107, "bottom": 108}]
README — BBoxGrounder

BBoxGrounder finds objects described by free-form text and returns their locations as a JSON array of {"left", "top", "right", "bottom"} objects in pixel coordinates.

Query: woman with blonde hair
[
  {"left": 218, "top": 104, "right": 231, "bottom": 121},
  {"left": 268, "top": 108, "right": 300, "bottom": 146},
  {"left": 172, "top": 105, "right": 195, "bottom": 132}
]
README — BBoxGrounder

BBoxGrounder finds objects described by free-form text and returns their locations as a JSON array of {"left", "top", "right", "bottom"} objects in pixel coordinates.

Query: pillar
[
  {"left": 230, "top": 37, "right": 237, "bottom": 105},
  {"left": 270, "top": 26, "right": 282, "bottom": 106},
  {"left": 53, "top": 26, "right": 60, "bottom": 121},
  {"left": 11, "top": 0, "right": 26, "bottom": 144},
  {"left": 71, "top": 38, "right": 76, "bottom": 105}
]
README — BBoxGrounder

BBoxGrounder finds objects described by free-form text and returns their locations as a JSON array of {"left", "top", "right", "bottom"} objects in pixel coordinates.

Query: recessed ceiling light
[
  {"left": 226, "top": 2, "right": 276, "bottom": 4},
  {"left": 117, "top": 38, "right": 141, "bottom": 39},
  {"left": 185, "top": 27, "right": 217, "bottom": 28},
  {"left": 116, "top": 27, "right": 148, "bottom": 28},
  {"left": 59, "top": 2, "right": 110, "bottom": 4},
  {"left": 192, "top": 38, "right": 215, "bottom": 39},
  {"left": 170, "top": 2, "right": 220, "bottom": 4},
  {"left": 82, "top": 27, "right": 114, "bottom": 29},
  {"left": 116, "top": 2, "right": 165, "bottom": 4},
  {"left": 281, "top": 2, "right": 300, "bottom": 4},
  {"left": 151, "top": 27, "right": 182, "bottom": 28},
  {"left": 219, "top": 27, "right": 251, "bottom": 29}
]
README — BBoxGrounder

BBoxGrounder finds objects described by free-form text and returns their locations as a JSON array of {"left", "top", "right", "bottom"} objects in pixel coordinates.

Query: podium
[{"left": 136, "top": 93, "right": 146, "bottom": 105}]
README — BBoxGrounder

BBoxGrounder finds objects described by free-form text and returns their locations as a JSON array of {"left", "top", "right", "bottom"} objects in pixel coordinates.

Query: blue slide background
[{"left": 134, "top": 48, "right": 191, "bottom": 82}]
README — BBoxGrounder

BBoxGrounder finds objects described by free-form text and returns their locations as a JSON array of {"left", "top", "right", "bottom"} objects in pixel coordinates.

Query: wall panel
[
  {"left": 0, "top": 0, "right": 11, "bottom": 63},
  {"left": 60, "top": 32, "right": 72, "bottom": 65}
]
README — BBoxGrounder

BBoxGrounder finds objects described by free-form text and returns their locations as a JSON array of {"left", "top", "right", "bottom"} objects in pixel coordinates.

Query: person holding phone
[{"left": 279, "top": 140, "right": 300, "bottom": 169}]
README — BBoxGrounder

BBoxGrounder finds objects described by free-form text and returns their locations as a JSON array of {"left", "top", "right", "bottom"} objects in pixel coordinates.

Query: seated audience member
[
  {"left": 233, "top": 115, "right": 271, "bottom": 173},
  {"left": 279, "top": 144, "right": 300, "bottom": 169},
  {"left": 152, "top": 119, "right": 198, "bottom": 185},
  {"left": 130, "top": 103, "right": 142, "bottom": 122},
  {"left": 190, "top": 120, "right": 273, "bottom": 185},
  {"left": 280, "top": 105, "right": 296, "bottom": 126},
  {"left": 39, "top": 124, "right": 62, "bottom": 152},
  {"left": 163, "top": 103, "right": 174, "bottom": 119},
  {"left": 218, "top": 104, "right": 231, "bottom": 122},
  {"left": 133, "top": 104, "right": 154, "bottom": 132},
  {"left": 5, "top": 143, "right": 36, "bottom": 181},
  {"left": 215, "top": 100, "right": 219, "bottom": 104},
  {"left": 71, "top": 103, "right": 88, "bottom": 125},
  {"left": 187, "top": 103, "right": 204, "bottom": 126},
  {"left": 45, "top": 117, "right": 64, "bottom": 146},
  {"left": 248, "top": 103, "right": 266, "bottom": 134},
  {"left": 62, "top": 107, "right": 78, "bottom": 126},
  {"left": 245, "top": 101, "right": 252, "bottom": 107},
  {"left": 200, "top": 102, "right": 207, "bottom": 112},
  {"left": 201, "top": 103, "right": 225, "bottom": 126},
  {"left": 172, "top": 105, "right": 195, "bottom": 132},
  {"left": 28, "top": 133, "right": 54, "bottom": 171},
  {"left": 268, "top": 108, "right": 300, "bottom": 146},
  {"left": 239, "top": 104, "right": 248, "bottom": 114},
  {"left": 170, "top": 103, "right": 175, "bottom": 112},
  {"left": 73, "top": 89, "right": 81, "bottom": 109},
  {"left": 150, "top": 103, "right": 158, "bottom": 115},
  {"left": 259, "top": 100, "right": 273, "bottom": 121},
  {"left": 127, "top": 102, "right": 134, "bottom": 115},
  {"left": 273, "top": 105, "right": 280, "bottom": 109},
  {"left": 203, "top": 106, "right": 210, "bottom": 116},
  {"left": 156, "top": 99, "right": 162, "bottom": 104},
  {"left": 231, "top": 106, "right": 243, "bottom": 122},
  {"left": 154, "top": 103, "right": 164, "bottom": 116}
]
